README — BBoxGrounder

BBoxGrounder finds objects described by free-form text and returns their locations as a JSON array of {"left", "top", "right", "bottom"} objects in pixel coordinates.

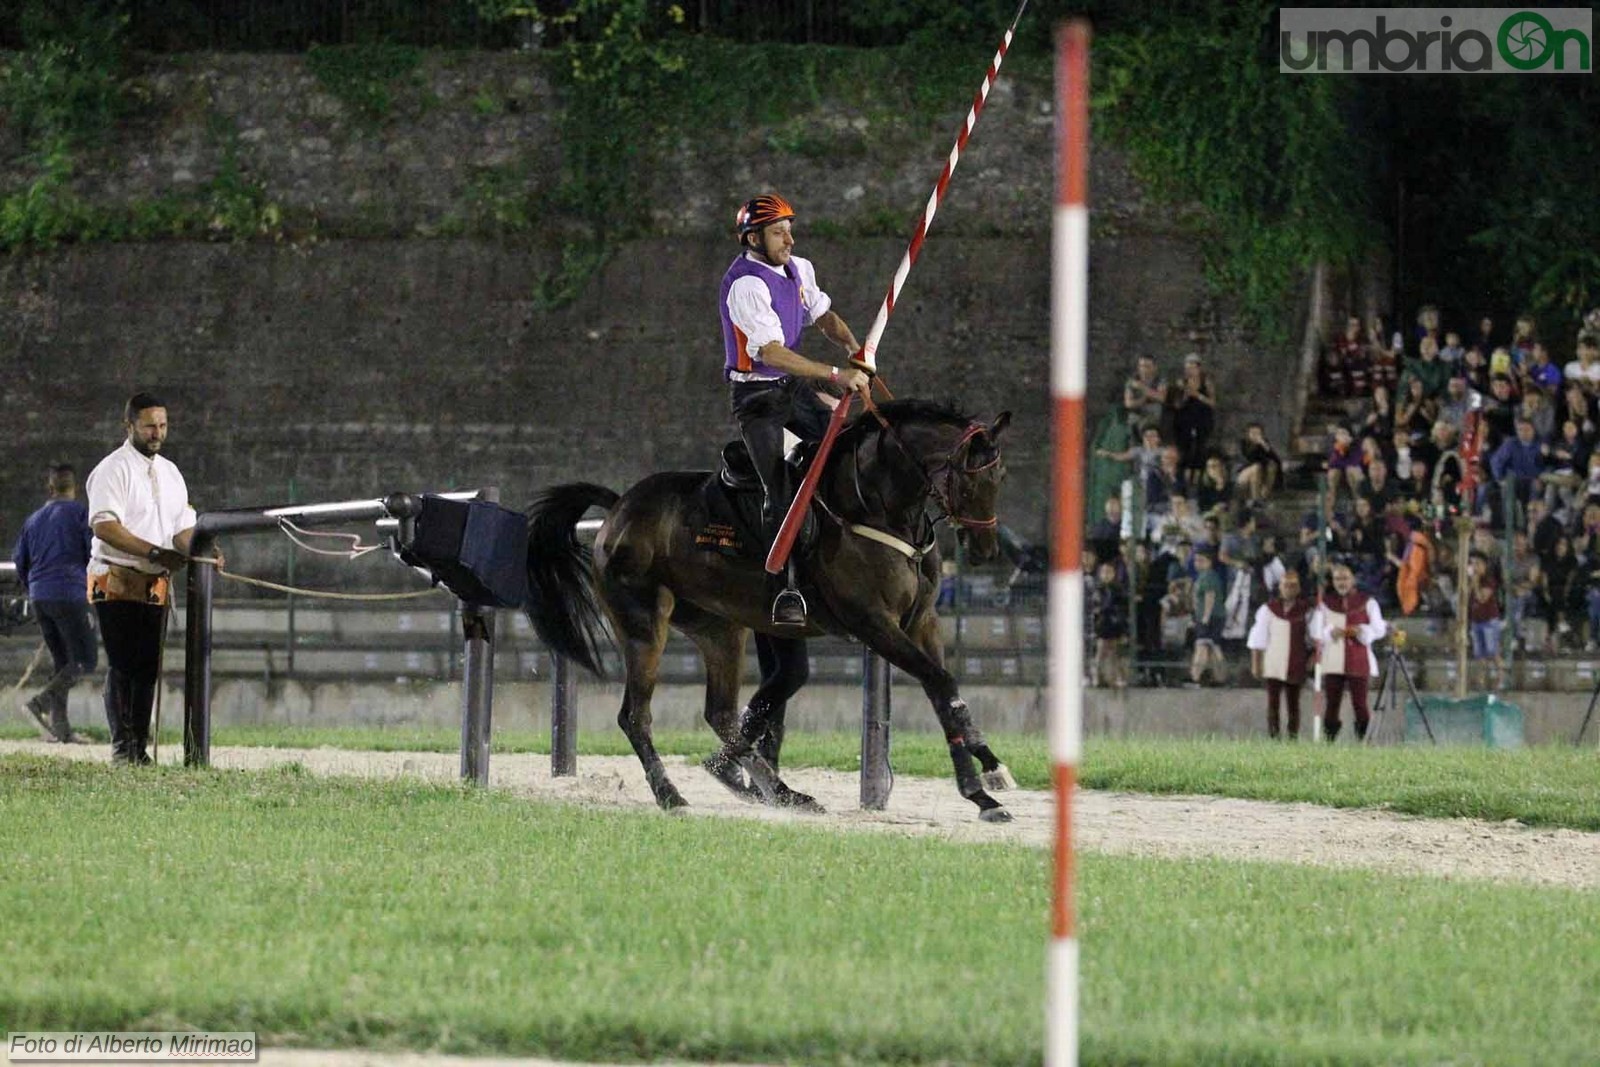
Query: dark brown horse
[{"left": 524, "top": 399, "right": 1017, "bottom": 822}]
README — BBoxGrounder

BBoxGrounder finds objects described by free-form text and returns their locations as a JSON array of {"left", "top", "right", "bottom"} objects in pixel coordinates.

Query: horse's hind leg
[
  {"left": 685, "top": 620, "right": 764, "bottom": 805},
  {"left": 610, "top": 582, "right": 686, "bottom": 811},
  {"left": 703, "top": 633, "right": 823, "bottom": 812}
]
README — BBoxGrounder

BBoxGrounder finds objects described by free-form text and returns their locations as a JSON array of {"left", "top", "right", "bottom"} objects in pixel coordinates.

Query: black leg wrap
[{"left": 950, "top": 741, "right": 983, "bottom": 800}]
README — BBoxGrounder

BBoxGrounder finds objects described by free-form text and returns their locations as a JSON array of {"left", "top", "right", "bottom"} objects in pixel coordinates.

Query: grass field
[
  {"left": 2, "top": 755, "right": 1598, "bottom": 1066},
  {"left": 11, "top": 723, "right": 1595, "bottom": 831}
]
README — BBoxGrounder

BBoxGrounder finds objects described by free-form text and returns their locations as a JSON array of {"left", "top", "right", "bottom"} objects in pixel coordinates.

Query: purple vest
[{"left": 721, "top": 254, "right": 804, "bottom": 378}]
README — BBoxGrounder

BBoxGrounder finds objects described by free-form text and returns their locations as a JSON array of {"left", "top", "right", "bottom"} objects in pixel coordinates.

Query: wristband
[{"left": 829, "top": 366, "right": 840, "bottom": 383}]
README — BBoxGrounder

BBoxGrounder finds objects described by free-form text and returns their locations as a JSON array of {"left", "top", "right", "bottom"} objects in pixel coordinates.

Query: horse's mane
[{"left": 840, "top": 398, "right": 972, "bottom": 445}]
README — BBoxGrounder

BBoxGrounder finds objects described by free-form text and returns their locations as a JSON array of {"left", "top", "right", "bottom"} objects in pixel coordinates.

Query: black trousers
[
  {"left": 94, "top": 600, "right": 167, "bottom": 756},
  {"left": 730, "top": 378, "right": 834, "bottom": 542},
  {"left": 33, "top": 600, "right": 98, "bottom": 733}
]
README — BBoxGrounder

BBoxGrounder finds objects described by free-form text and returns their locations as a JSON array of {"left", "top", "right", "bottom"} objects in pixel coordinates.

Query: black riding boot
[
  {"left": 127, "top": 677, "right": 156, "bottom": 766},
  {"left": 104, "top": 670, "right": 134, "bottom": 763}
]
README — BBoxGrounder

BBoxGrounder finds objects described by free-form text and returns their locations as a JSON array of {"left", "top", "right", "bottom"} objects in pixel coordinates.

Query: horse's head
[{"left": 934, "top": 411, "right": 1010, "bottom": 561}]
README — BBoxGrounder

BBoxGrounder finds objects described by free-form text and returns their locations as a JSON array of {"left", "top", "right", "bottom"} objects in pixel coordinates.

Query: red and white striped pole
[
  {"left": 1049, "top": 19, "right": 1090, "bottom": 1067},
  {"left": 853, "top": 0, "right": 1029, "bottom": 374}
]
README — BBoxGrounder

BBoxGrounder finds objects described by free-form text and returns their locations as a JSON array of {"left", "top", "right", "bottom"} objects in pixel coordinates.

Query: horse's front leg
[{"left": 856, "top": 607, "right": 1012, "bottom": 823}]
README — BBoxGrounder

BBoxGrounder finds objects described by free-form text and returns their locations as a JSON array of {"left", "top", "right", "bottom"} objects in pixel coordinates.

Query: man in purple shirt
[
  {"left": 720, "top": 193, "right": 869, "bottom": 625},
  {"left": 11, "top": 464, "right": 95, "bottom": 742}
]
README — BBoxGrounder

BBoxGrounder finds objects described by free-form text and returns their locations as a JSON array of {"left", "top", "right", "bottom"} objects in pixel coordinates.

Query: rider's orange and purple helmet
[{"left": 735, "top": 194, "right": 796, "bottom": 238}]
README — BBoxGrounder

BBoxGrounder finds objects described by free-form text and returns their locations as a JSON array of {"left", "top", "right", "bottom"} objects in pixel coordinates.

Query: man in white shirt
[
  {"left": 718, "top": 193, "right": 870, "bottom": 626},
  {"left": 84, "top": 393, "right": 199, "bottom": 765}
]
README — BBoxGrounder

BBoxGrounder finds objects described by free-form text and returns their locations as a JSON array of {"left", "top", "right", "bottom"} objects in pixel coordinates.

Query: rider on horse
[{"left": 720, "top": 193, "right": 871, "bottom": 626}]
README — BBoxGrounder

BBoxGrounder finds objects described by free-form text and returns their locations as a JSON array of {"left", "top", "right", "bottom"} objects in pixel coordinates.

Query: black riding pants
[
  {"left": 95, "top": 600, "right": 166, "bottom": 750},
  {"left": 730, "top": 378, "right": 834, "bottom": 540}
]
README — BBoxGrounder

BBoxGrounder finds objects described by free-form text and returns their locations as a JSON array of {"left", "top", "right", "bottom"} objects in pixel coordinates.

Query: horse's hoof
[
  {"left": 978, "top": 807, "right": 1013, "bottom": 824},
  {"left": 657, "top": 790, "right": 689, "bottom": 812},
  {"left": 981, "top": 765, "right": 1018, "bottom": 792},
  {"left": 702, "top": 753, "right": 764, "bottom": 804},
  {"left": 777, "top": 790, "right": 826, "bottom": 814}
]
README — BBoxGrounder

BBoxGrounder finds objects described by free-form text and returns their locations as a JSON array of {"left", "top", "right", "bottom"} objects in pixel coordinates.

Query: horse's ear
[{"left": 990, "top": 412, "right": 1012, "bottom": 440}]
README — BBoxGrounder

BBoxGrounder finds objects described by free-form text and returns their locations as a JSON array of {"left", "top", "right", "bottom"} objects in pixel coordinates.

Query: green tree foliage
[{"left": 1094, "top": 2, "right": 1377, "bottom": 341}]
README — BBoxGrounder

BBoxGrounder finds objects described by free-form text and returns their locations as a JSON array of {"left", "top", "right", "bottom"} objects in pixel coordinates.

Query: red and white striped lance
[
  {"left": 1048, "top": 19, "right": 1090, "bottom": 1067},
  {"left": 767, "top": 2, "right": 1031, "bottom": 575},
  {"left": 853, "top": 0, "right": 1030, "bottom": 373}
]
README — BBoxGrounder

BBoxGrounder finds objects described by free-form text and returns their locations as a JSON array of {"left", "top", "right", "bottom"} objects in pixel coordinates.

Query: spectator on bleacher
[
  {"left": 1460, "top": 343, "right": 1490, "bottom": 393},
  {"left": 1367, "top": 314, "right": 1402, "bottom": 391},
  {"left": 1507, "top": 529, "right": 1539, "bottom": 642},
  {"left": 1414, "top": 304, "right": 1442, "bottom": 353},
  {"left": 1123, "top": 355, "right": 1168, "bottom": 433},
  {"left": 1510, "top": 314, "right": 1539, "bottom": 368},
  {"left": 1526, "top": 497, "right": 1563, "bottom": 561},
  {"left": 1562, "top": 381, "right": 1597, "bottom": 437},
  {"left": 1472, "top": 315, "right": 1497, "bottom": 358},
  {"left": 1565, "top": 335, "right": 1600, "bottom": 395},
  {"left": 1489, "top": 417, "right": 1546, "bottom": 507},
  {"left": 1088, "top": 495, "right": 1125, "bottom": 564},
  {"left": 1221, "top": 507, "right": 1261, "bottom": 569},
  {"left": 1390, "top": 427, "right": 1416, "bottom": 482},
  {"left": 1188, "top": 549, "right": 1228, "bottom": 686},
  {"left": 1582, "top": 555, "right": 1600, "bottom": 653},
  {"left": 1090, "top": 559, "right": 1129, "bottom": 688},
  {"left": 1440, "top": 329, "right": 1466, "bottom": 367},
  {"left": 1438, "top": 375, "right": 1477, "bottom": 433},
  {"left": 1170, "top": 354, "right": 1217, "bottom": 484},
  {"left": 1284, "top": 516, "right": 1325, "bottom": 588},
  {"left": 1467, "top": 552, "right": 1504, "bottom": 689},
  {"left": 1519, "top": 560, "right": 1553, "bottom": 652},
  {"left": 1358, "top": 433, "right": 1385, "bottom": 474},
  {"left": 1481, "top": 375, "right": 1519, "bottom": 450},
  {"left": 1543, "top": 420, "right": 1589, "bottom": 511},
  {"left": 1195, "top": 454, "right": 1236, "bottom": 520},
  {"left": 1159, "top": 494, "right": 1206, "bottom": 551},
  {"left": 1545, "top": 534, "right": 1579, "bottom": 646},
  {"left": 1357, "top": 382, "right": 1396, "bottom": 441},
  {"left": 1134, "top": 541, "right": 1168, "bottom": 676},
  {"left": 1400, "top": 336, "right": 1450, "bottom": 399},
  {"left": 1397, "top": 376, "right": 1440, "bottom": 439},
  {"left": 1160, "top": 574, "right": 1193, "bottom": 668},
  {"left": 1519, "top": 387, "right": 1556, "bottom": 443},
  {"left": 1235, "top": 422, "right": 1282, "bottom": 503},
  {"left": 1360, "top": 457, "right": 1400, "bottom": 511},
  {"left": 1391, "top": 514, "right": 1434, "bottom": 616},
  {"left": 1340, "top": 494, "right": 1387, "bottom": 559},
  {"left": 1521, "top": 342, "right": 1563, "bottom": 400},
  {"left": 1326, "top": 425, "right": 1364, "bottom": 511},
  {"left": 1489, "top": 345, "right": 1515, "bottom": 380},
  {"left": 1143, "top": 444, "right": 1183, "bottom": 528},
  {"left": 1323, "top": 315, "right": 1368, "bottom": 398},
  {"left": 1258, "top": 533, "right": 1287, "bottom": 595}
]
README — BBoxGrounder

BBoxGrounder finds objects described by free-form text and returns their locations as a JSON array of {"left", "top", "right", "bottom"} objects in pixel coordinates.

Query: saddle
[{"left": 693, "top": 440, "right": 819, "bottom": 560}]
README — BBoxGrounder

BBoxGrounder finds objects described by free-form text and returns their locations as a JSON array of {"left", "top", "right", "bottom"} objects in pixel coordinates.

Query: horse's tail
[{"left": 525, "top": 482, "right": 621, "bottom": 678}]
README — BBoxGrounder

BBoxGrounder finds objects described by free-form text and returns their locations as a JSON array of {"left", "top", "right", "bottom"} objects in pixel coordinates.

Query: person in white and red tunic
[
  {"left": 1309, "top": 562, "right": 1388, "bottom": 742},
  {"left": 1246, "top": 568, "right": 1311, "bottom": 739}
]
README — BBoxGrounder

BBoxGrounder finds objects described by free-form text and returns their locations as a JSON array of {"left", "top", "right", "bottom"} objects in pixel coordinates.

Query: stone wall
[{"left": 1, "top": 52, "right": 1297, "bottom": 579}]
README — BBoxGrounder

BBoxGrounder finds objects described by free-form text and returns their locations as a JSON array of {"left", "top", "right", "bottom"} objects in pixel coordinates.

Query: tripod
[
  {"left": 1574, "top": 670, "right": 1600, "bottom": 745},
  {"left": 1368, "top": 641, "right": 1435, "bottom": 744}
]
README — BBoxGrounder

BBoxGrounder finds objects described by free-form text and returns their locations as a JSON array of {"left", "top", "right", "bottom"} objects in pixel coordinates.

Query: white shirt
[
  {"left": 1309, "top": 596, "right": 1387, "bottom": 675},
  {"left": 85, "top": 440, "right": 197, "bottom": 575},
  {"left": 725, "top": 252, "right": 832, "bottom": 378}
]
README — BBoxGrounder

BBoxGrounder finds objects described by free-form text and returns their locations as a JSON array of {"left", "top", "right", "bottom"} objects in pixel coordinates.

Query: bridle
[
  {"left": 931, "top": 423, "right": 1001, "bottom": 530},
  {"left": 853, "top": 415, "right": 1000, "bottom": 532}
]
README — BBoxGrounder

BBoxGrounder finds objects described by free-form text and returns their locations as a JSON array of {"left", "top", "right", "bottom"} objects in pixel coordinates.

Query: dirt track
[{"left": 5, "top": 738, "right": 1599, "bottom": 889}]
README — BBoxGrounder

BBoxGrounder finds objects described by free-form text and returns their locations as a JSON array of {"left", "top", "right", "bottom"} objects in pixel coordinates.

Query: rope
[
  {"left": 188, "top": 557, "right": 447, "bottom": 602},
  {"left": 6, "top": 642, "right": 49, "bottom": 725},
  {"left": 276, "top": 518, "right": 387, "bottom": 559}
]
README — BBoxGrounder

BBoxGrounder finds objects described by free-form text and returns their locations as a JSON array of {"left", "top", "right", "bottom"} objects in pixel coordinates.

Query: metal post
[
  {"left": 459, "top": 486, "right": 501, "bottom": 785},
  {"left": 285, "top": 478, "right": 297, "bottom": 677},
  {"left": 460, "top": 604, "right": 494, "bottom": 785},
  {"left": 552, "top": 653, "right": 577, "bottom": 776},
  {"left": 183, "top": 531, "right": 217, "bottom": 767},
  {"left": 860, "top": 649, "right": 892, "bottom": 810}
]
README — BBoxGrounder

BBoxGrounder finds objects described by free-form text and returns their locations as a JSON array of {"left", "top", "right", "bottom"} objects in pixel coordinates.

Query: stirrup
[{"left": 771, "top": 587, "right": 807, "bottom": 627}]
